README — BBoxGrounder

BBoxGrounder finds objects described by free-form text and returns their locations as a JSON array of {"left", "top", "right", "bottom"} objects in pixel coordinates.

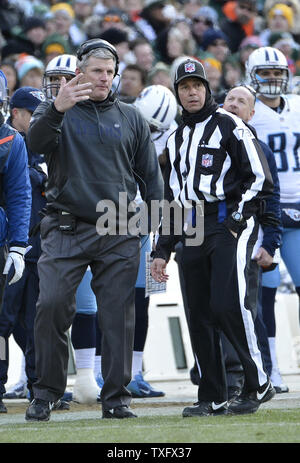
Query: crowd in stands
[{"left": 1, "top": 0, "right": 300, "bottom": 100}]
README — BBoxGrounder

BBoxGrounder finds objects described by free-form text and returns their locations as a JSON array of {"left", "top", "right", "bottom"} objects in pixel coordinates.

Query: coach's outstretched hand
[{"left": 54, "top": 74, "right": 92, "bottom": 113}]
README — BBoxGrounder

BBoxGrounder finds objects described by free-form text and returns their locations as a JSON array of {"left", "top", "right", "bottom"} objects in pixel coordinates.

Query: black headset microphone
[{"left": 76, "top": 38, "right": 119, "bottom": 75}]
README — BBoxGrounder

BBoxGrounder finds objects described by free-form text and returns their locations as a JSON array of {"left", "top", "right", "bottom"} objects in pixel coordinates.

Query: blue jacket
[
  {"left": 0, "top": 123, "right": 32, "bottom": 247},
  {"left": 25, "top": 143, "right": 47, "bottom": 262},
  {"left": 259, "top": 140, "right": 282, "bottom": 257}
]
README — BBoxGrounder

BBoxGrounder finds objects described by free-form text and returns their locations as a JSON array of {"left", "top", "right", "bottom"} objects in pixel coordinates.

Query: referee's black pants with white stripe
[{"left": 181, "top": 213, "right": 268, "bottom": 403}]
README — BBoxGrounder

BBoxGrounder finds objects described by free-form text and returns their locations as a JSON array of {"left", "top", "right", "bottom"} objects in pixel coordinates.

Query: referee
[{"left": 151, "top": 58, "right": 276, "bottom": 416}]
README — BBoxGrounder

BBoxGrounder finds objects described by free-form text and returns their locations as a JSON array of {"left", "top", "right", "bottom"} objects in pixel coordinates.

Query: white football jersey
[
  {"left": 250, "top": 95, "right": 300, "bottom": 203},
  {"left": 135, "top": 121, "right": 177, "bottom": 204},
  {"left": 152, "top": 120, "right": 178, "bottom": 158}
]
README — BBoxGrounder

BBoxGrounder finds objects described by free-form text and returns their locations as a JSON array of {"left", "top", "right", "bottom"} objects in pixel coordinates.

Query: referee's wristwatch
[
  {"left": 231, "top": 211, "right": 243, "bottom": 223},
  {"left": 227, "top": 211, "right": 245, "bottom": 233}
]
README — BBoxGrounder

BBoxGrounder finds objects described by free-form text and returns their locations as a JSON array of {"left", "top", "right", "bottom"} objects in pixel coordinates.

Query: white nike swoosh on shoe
[
  {"left": 211, "top": 401, "right": 227, "bottom": 411},
  {"left": 257, "top": 383, "right": 270, "bottom": 401}
]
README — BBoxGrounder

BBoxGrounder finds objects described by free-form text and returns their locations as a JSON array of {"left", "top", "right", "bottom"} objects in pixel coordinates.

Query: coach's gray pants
[{"left": 33, "top": 214, "right": 140, "bottom": 410}]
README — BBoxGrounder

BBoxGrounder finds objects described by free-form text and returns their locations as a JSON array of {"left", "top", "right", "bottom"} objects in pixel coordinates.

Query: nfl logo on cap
[
  {"left": 174, "top": 59, "right": 208, "bottom": 87},
  {"left": 185, "top": 62, "right": 196, "bottom": 73}
]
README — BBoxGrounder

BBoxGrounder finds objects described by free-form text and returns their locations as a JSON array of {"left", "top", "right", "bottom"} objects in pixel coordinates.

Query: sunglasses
[
  {"left": 193, "top": 17, "right": 213, "bottom": 26},
  {"left": 210, "top": 40, "right": 228, "bottom": 47},
  {"left": 238, "top": 4, "right": 256, "bottom": 12},
  {"left": 103, "top": 15, "right": 122, "bottom": 23}
]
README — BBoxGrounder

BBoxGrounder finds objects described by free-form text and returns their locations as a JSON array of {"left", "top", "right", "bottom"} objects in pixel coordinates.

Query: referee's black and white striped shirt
[{"left": 164, "top": 107, "right": 273, "bottom": 219}]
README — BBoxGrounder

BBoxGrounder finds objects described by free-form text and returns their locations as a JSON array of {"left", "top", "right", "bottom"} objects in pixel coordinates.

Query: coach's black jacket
[
  {"left": 27, "top": 94, "right": 163, "bottom": 225},
  {"left": 154, "top": 107, "right": 274, "bottom": 261}
]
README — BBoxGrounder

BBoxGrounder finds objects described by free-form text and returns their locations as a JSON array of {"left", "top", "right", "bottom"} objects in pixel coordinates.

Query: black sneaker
[
  {"left": 182, "top": 401, "right": 228, "bottom": 417},
  {"left": 102, "top": 405, "right": 137, "bottom": 419},
  {"left": 0, "top": 398, "right": 7, "bottom": 413},
  {"left": 52, "top": 399, "right": 70, "bottom": 411},
  {"left": 228, "top": 380, "right": 276, "bottom": 415},
  {"left": 25, "top": 399, "right": 53, "bottom": 421},
  {"left": 228, "top": 387, "right": 242, "bottom": 403}
]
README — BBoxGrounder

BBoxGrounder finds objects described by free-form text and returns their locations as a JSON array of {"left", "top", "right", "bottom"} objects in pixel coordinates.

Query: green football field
[{"left": 1, "top": 407, "right": 300, "bottom": 444}]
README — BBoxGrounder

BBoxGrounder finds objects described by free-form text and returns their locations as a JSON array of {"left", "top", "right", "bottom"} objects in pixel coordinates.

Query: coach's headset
[{"left": 76, "top": 38, "right": 120, "bottom": 77}]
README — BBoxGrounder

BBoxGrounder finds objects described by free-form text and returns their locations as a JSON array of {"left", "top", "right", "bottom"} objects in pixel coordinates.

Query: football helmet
[
  {"left": 43, "top": 54, "right": 77, "bottom": 99},
  {"left": 245, "top": 46, "right": 289, "bottom": 97},
  {"left": 0, "top": 70, "right": 9, "bottom": 121},
  {"left": 133, "top": 85, "right": 177, "bottom": 132}
]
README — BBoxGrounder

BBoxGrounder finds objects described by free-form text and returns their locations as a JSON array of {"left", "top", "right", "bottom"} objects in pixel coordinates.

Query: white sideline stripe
[{"left": 0, "top": 422, "right": 300, "bottom": 433}]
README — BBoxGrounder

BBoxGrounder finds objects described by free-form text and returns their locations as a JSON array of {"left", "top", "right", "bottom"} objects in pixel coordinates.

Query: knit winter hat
[
  {"left": 268, "top": 3, "right": 294, "bottom": 28},
  {"left": 51, "top": 2, "right": 75, "bottom": 19},
  {"left": 23, "top": 16, "right": 46, "bottom": 33},
  {"left": 201, "top": 28, "right": 229, "bottom": 51},
  {"left": 42, "top": 33, "right": 72, "bottom": 57},
  {"left": 15, "top": 54, "right": 44, "bottom": 80}
]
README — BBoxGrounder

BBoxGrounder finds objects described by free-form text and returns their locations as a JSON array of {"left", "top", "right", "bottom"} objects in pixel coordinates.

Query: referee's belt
[{"left": 202, "top": 201, "right": 220, "bottom": 215}]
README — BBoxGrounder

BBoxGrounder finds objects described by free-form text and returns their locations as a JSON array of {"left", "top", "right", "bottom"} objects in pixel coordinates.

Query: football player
[{"left": 245, "top": 46, "right": 300, "bottom": 392}]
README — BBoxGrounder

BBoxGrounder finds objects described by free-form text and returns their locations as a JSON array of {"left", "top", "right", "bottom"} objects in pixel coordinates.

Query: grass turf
[{"left": 0, "top": 408, "right": 300, "bottom": 444}]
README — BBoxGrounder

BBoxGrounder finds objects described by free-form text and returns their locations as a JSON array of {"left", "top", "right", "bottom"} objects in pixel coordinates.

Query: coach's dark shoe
[
  {"left": 102, "top": 405, "right": 137, "bottom": 419},
  {"left": 228, "top": 380, "right": 276, "bottom": 415},
  {"left": 25, "top": 399, "right": 53, "bottom": 421},
  {"left": 182, "top": 401, "right": 228, "bottom": 417},
  {"left": 0, "top": 398, "right": 7, "bottom": 413}
]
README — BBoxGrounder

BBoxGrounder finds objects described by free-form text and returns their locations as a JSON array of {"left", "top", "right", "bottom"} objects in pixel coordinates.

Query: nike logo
[
  {"left": 139, "top": 389, "right": 151, "bottom": 396},
  {"left": 257, "top": 383, "right": 270, "bottom": 401},
  {"left": 211, "top": 401, "right": 227, "bottom": 411}
]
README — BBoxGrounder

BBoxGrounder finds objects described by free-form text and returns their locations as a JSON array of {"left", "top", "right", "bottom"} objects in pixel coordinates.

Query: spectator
[
  {"left": 260, "top": 3, "right": 295, "bottom": 47},
  {"left": 155, "top": 26, "right": 195, "bottom": 66},
  {"left": 73, "top": 0, "right": 94, "bottom": 26},
  {"left": 100, "top": 28, "right": 131, "bottom": 78},
  {"left": 20, "top": 16, "right": 47, "bottom": 59},
  {"left": 131, "top": 38, "right": 155, "bottom": 72},
  {"left": 135, "top": 0, "right": 171, "bottom": 43},
  {"left": 221, "top": 56, "right": 243, "bottom": 90},
  {"left": 41, "top": 33, "right": 72, "bottom": 65},
  {"left": 200, "top": 28, "right": 230, "bottom": 66},
  {"left": 15, "top": 54, "right": 44, "bottom": 89},
  {"left": 50, "top": 2, "right": 84, "bottom": 51},
  {"left": 181, "top": 0, "right": 203, "bottom": 20},
  {"left": 147, "top": 61, "right": 173, "bottom": 90},
  {"left": 263, "top": 0, "right": 300, "bottom": 41},
  {"left": 99, "top": 8, "right": 137, "bottom": 41},
  {"left": 0, "top": 60, "right": 19, "bottom": 96},
  {"left": 202, "top": 57, "right": 224, "bottom": 102},
  {"left": 119, "top": 63, "right": 147, "bottom": 103},
  {"left": 269, "top": 31, "right": 300, "bottom": 76},
  {"left": 237, "top": 35, "right": 262, "bottom": 79},
  {"left": 220, "top": 0, "right": 258, "bottom": 53},
  {"left": 191, "top": 6, "right": 219, "bottom": 49},
  {"left": 0, "top": 0, "right": 24, "bottom": 41}
]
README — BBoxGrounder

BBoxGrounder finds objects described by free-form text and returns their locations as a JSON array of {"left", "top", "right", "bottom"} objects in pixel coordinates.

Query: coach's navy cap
[{"left": 10, "top": 86, "right": 45, "bottom": 112}]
